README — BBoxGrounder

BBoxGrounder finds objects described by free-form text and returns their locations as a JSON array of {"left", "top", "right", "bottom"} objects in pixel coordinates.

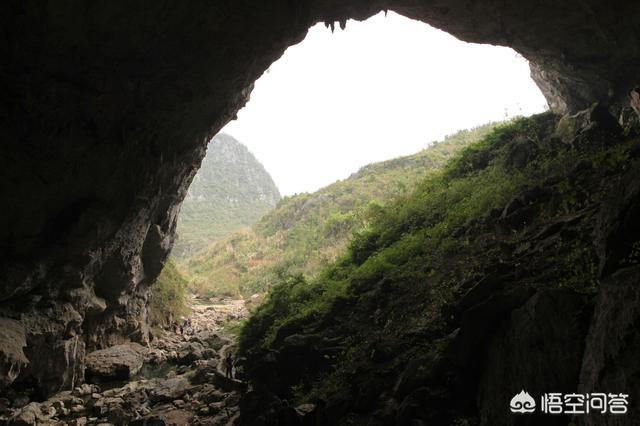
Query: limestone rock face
[
  {"left": 577, "top": 168, "right": 640, "bottom": 426},
  {"left": 85, "top": 343, "right": 147, "bottom": 382},
  {"left": 1, "top": 0, "right": 639, "bottom": 397},
  {"left": 11, "top": 304, "right": 87, "bottom": 398},
  {"left": 478, "top": 290, "right": 592, "bottom": 426},
  {"left": 578, "top": 267, "right": 640, "bottom": 426},
  {"left": 0, "top": 319, "right": 28, "bottom": 389}
]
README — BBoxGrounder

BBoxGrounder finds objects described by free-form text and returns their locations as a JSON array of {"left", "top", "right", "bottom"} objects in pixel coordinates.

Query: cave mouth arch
[
  {"left": 174, "top": 9, "right": 549, "bottom": 261},
  {"left": 1, "top": 0, "right": 638, "bottom": 398}
]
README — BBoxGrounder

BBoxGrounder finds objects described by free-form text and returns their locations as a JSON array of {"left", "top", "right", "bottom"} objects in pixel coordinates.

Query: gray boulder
[
  {"left": 176, "top": 342, "right": 208, "bottom": 365},
  {"left": 85, "top": 343, "right": 147, "bottom": 381},
  {"left": 150, "top": 377, "right": 192, "bottom": 403}
]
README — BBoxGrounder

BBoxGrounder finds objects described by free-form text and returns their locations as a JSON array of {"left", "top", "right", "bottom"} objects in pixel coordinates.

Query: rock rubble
[{"left": 1, "top": 299, "right": 247, "bottom": 426}]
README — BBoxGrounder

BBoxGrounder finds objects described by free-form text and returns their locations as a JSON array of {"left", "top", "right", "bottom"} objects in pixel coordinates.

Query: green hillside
[
  {"left": 238, "top": 111, "right": 638, "bottom": 424},
  {"left": 183, "top": 123, "right": 500, "bottom": 298},
  {"left": 148, "top": 259, "right": 190, "bottom": 327},
  {"left": 173, "top": 133, "right": 281, "bottom": 259}
]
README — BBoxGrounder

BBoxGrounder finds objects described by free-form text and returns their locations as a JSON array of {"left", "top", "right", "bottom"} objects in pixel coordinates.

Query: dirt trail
[{"left": 189, "top": 298, "right": 244, "bottom": 380}]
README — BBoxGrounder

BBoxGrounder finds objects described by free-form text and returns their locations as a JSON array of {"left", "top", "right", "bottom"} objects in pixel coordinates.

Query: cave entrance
[{"left": 2, "top": 0, "right": 637, "bottom": 408}]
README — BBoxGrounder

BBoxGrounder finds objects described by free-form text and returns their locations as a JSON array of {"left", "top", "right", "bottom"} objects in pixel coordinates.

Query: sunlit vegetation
[
  {"left": 239, "top": 112, "right": 639, "bottom": 403},
  {"left": 182, "top": 123, "right": 501, "bottom": 298},
  {"left": 149, "top": 259, "right": 190, "bottom": 327},
  {"left": 173, "top": 133, "right": 280, "bottom": 259}
]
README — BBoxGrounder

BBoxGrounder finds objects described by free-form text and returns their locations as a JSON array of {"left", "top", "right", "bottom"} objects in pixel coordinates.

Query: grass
[
  {"left": 181, "top": 122, "right": 502, "bottom": 299},
  {"left": 238, "top": 111, "right": 639, "bottom": 406},
  {"left": 149, "top": 259, "right": 191, "bottom": 327}
]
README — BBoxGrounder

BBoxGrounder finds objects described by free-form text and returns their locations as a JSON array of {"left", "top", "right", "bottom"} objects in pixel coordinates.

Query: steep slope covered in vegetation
[
  {"left": 183, "top": 124, "right": 499, "bottom": 298},
  {"left": 238, "top": 109, "right": 640, "bottom": 425},
  {"left": 148, "top": 259, "right": 190, "bottom": 327},
  {"left": 173, "top": 133, "right": 281, "bottom": 258}
]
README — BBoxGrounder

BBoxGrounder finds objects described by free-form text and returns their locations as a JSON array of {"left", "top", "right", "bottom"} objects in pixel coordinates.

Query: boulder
[
  {"left": 208, "top": 371, "right": 243, "bottom": 393},
  {"left": 106, "top": 406, "right": 131, "bottom": 426},
  {"left": 194, "top": 385, "right": 226, "bottom": 404},
  {"left": 150, "top": 377, "right": 192, "bottom": 403},
  {"left": 189, "top": 359, "right": 219, "bottom": 385},
  {"left": 8, "top": 402, "right": 51, "bottom": 426},
  {"left": 176, "top": 342, "right": 206, "bottom": 365},
  {"left": 85, "top": 343, "right": 147, "bottom": 381},
  {"left": 92, "top": 396, "right": 124, "bottom": 416},
  {"left": 189, "top": 331, "right": 226, "bottom": 351}
]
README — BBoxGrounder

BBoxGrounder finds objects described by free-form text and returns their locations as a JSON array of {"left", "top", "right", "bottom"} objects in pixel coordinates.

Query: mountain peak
[{"left": 174, "top": 133, "right": 281, "bottom": 258}]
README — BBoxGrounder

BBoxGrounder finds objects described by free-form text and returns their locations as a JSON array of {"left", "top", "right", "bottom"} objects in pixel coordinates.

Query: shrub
[{"left": 149, "top": 259, "right": 190, "bottom": 326}]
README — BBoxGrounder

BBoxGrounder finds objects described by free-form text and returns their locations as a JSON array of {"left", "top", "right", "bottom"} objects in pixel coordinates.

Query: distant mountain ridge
[
  {"left": 173, "top": 133, "right": 281, "bottom": 258},
  {"left": 183, "top": 122, "right": 501, "bottom": 297}
]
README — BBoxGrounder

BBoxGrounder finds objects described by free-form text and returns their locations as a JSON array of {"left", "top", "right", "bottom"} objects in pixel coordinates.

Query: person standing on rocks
[{"left": 225, "top": 353, "right": 234, "bottom": 379}]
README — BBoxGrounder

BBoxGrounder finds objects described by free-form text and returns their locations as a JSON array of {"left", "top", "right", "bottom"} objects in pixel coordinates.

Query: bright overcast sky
[{"left": 222, "top": 12, "right": 547, "bottom": 196}]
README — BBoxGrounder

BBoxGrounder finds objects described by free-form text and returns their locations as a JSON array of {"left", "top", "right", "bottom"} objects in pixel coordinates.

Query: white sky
[{"left": 222, "top": 12, "right": 547, "bottom": 196}]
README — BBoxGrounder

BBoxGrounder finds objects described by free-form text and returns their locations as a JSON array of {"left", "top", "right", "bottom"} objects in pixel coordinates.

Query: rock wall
[
  {"left": 578, "top": 166, "right": 640, "bottom": 426},
  {"left": 1, "top": 0, "right": 639, "bottom": 396}
]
